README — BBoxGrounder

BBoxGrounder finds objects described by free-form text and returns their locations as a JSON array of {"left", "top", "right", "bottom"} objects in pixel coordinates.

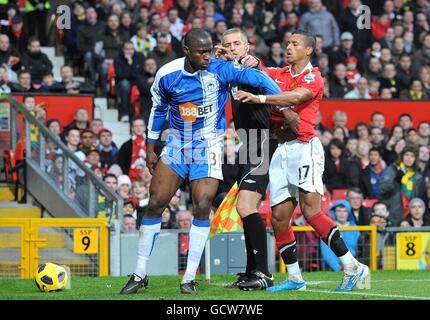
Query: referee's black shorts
[{"left": 237, "top": 137, "right": 278, "bottom": 197}]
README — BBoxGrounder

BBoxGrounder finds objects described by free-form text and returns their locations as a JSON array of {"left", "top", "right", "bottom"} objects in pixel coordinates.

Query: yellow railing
[
  {"left": 0, "top": 218, "right": 109, "bottom": 279},
  {"left": 279, "top": 225, "right": 377, "bottom": 272}
]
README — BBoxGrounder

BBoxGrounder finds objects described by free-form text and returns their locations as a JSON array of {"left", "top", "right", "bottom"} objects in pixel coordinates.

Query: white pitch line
[
  {"left": 305, "top": 289, "right": 430, "bottom": 300},
  {"left": 307, "top": 279, "right": 430, "bottom": 284}
]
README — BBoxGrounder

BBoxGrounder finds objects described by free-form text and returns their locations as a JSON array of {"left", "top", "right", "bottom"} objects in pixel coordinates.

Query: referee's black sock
[
  {"left": 242, "top": 213, "right": 270, "bottom": 276},
  {"left": 243, "top": 223, "right": 256, "bottom": 274}
]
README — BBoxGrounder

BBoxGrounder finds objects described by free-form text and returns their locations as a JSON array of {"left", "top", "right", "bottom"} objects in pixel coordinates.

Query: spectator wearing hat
[
  {"left": 6, "top": 15, "right": 28, "bottom": 55},
  {"left": 123, "top": 195, "right": 139, "bottom": 218},
  {"left": 344, "top": 55, "right": 361, "bottom": 88},
  {"left": 400, "top": 198, "right": 430, "bottom": 227},
  {"left": 85, "top": 145, "right": 104, "bottom": 177},
  {"left": 117, "top": 174, "right": 132, "bottom": 200},
  {"left": 329, "top": 31, "right": 363, "bottom": 72},
  {"left": 97, "top": 128, "right": 119, "bottom": 170},
  {"left": 339, "top": 0, "right": 372, "bottom": 54}
]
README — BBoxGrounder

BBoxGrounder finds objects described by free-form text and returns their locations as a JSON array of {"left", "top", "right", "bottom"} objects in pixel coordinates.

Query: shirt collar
[{"left": 288, "top": 62, "right": 313, "bottom": 78}]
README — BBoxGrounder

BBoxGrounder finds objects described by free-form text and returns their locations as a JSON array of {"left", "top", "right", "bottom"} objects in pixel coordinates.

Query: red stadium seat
[
  {"left": 107, "top": 63, "right": 116, "bottom": 97},
  {"left": 363, "top": 199, "right": 378, "bottom": 208},
  {"left": 332, "top": 189, "right": 347, "bottom": 200},
  {"left": 292, "top": 204, "right": 302, "bottom": 221},
  {"left": 321, "top": 200, "right": 333, "bottom": 214},
  {"left": 131, "top": 85, "right": 141, "bottom": 118},
  {"left": 3, "top": 150, "right": 17, "bottom": 182},
  {"left": 259, "top": 193, "right": 272, "bottom": 228}
]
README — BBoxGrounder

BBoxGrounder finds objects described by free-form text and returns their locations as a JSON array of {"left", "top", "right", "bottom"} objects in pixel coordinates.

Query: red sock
[
  {"left": 275, "top": 225, "right": 296, "bottom": 248},
  {"left": 306, "top": 211, "right": 337, "bottom": 241}
]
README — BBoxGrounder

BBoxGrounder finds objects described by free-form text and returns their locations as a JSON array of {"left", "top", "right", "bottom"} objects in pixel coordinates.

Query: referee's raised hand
[{"left": 213, "top": 45, "right": 234, "bottom": 61}]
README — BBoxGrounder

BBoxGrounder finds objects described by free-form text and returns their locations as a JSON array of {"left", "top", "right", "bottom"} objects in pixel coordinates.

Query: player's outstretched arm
[{"left": 235, "top": 87, "right": 313, "bottom": 106}]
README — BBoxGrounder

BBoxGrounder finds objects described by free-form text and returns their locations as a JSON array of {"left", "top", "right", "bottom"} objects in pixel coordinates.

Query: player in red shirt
[{"left": 236, "top": 30, "right": 369, "bottom": 292}]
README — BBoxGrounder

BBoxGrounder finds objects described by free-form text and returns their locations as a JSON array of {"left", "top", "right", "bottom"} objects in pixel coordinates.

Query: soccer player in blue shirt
[{"left": 120, "top": 28, "right": 281, "bottom": 295}]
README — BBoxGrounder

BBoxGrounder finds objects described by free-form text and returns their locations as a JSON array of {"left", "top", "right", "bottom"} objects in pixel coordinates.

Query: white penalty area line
[
  {"left": 304, "top": 289, "right": 430, "bottom": 300},
  {"left": 307, "top": 279, "right": 430, "bottom": 285},
  {"left": 212, "top": 282, "right": 430, "bottom": 300}
]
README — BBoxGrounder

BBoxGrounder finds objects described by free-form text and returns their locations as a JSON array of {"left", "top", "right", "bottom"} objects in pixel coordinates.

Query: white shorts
[{"left": 269, "top": 137, "right": 325, "bottom": 207}]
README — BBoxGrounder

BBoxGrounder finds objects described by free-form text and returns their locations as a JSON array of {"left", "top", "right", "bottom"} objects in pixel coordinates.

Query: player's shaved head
[
  {"left": 183, "top": 28, "right": 213, "bottom": 72},
  {"left": 292, "top": 30, "right": 317, "bottom": 55},
  {"left": 183, "top": 28, "right": 212, "bottom": 48}
]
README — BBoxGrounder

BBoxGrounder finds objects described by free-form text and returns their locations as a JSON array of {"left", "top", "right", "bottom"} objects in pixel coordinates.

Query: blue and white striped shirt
[{"left": 147, "top": 57, "right": 281, "bottom": 148}]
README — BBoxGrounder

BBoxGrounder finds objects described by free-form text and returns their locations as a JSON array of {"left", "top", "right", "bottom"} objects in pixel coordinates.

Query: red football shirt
[{"left": 264, "top": 62, "right": 324, "bottom": 142}]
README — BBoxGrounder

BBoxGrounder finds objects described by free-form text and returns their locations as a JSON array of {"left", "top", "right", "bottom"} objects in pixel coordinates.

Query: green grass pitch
[{"left": 2, "top": 270, "right": 430, "bottom": 300}]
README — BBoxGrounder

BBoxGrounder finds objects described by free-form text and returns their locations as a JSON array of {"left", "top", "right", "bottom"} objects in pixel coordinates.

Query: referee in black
[{"left": 215, "top": 28, "right": 277, "bottom": 290}]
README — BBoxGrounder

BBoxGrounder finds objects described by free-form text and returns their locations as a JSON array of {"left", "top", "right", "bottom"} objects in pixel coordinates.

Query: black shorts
[{"left": 237, "top": 137, "right": 277, "bottom": 197}]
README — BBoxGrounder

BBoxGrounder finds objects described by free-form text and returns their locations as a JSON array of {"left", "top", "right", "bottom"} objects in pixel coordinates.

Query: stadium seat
[
  {"left": 292, "top": 204, "right": 302, "bottom": 221},
  {"left": 363, "top": 199, "right": 378, "bottom": 208},
  {"left": 3, "top": 150, "right": 17, "bottom": 182},
  {"left": 332, "top": 189, "right": 347, "bottom": 200},
  {"left": 321, "top": 199, "right": 333, "bottom": 214},
  {"left": 107, "top": 63, "right": 116, "bottom": 97},
  {"left": 131, "top": 85, "right": 141, "bottom": 118},
  {"left": 259, "top": 195, "right": 272, "bottom": 228}
]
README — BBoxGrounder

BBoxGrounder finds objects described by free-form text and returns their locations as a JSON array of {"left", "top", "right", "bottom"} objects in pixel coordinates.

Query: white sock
[
  {"left": 286, "top": 262, "right": 304, "bottom": 282},
  {"left": 339, "top": 251, "right": 358, "bottom": 273},
  {"left": 182, "top": 219, "right": 210, "bottom": 283},
  {"left": 134, "top": 217, "right": 162, "bottom": 280}
]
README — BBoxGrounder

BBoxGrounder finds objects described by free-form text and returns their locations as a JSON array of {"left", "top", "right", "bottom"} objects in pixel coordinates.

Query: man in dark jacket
[
  {"left": 10, "top": 69, "right": 39, "bottom": 92},
  {"left": 139, "top": 57, "right": 157, "bottom": 125},
  {"left": 114, "top": 41, "right": 145, "bottom": 122},
  {"left": 76, "top": 6, "right": 105, "bottom": 81},
  {"left": 93, "top": 13, "right": 129, "bottom": 95},
  {"left": 0, "top": 34, "right": 21, "bottom": 72},
  {"left": 323, "top": 138, "right": 360, "bottom": 194},
  {"left": 329, "top": 32, "right": 363, "bottom": 71},
  {"left": 7, "top": 15, "right": 29, "bottom": 55},
  {"left": 21, "top": 37, "right": 53, "bottom": 84},
  {"left": 329, "top": 63, "right": 353, "bottom": 98},
  {"left": 147, "top": 34, "right": 176, "bottom": 70},
  {"left": 49, "top": 65, "right": 95, "bottom": 94}
]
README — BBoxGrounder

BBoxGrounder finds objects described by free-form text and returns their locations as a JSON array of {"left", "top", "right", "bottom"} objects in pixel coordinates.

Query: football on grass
[{"left": 35, "top": 262, "right": 68, "bottom": 292}]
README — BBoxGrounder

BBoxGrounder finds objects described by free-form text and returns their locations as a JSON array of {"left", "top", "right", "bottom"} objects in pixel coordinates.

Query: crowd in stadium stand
[{"left": 4, "top": 0, "right": 430, "bottom": 242}]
